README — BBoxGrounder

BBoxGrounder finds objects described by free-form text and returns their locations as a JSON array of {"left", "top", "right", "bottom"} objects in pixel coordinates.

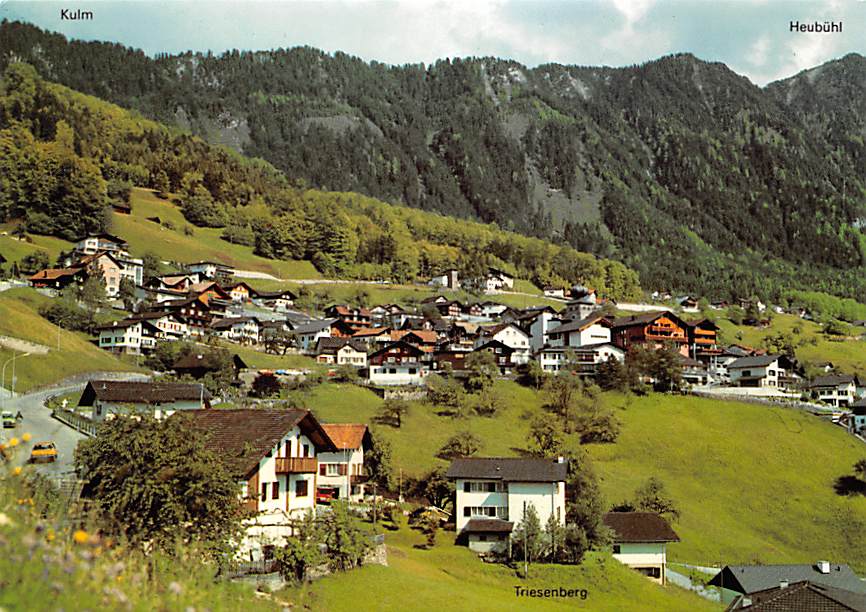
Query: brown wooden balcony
[
  {"left": 351, "top": 474, "right": 370, "bottom": 485},
  {"left": 275, "top": 457, "right": 318, "bottom": 474}
]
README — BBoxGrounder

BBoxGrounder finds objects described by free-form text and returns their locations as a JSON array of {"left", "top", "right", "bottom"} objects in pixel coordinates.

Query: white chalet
[
  {"left": 291, "top": 319, "right": 338, "bottom": 353},
  {"left": 129, "top": 311, "right": 190, "bottom": 339},
  {"left": 535, "top": 343, "right": 624, "bottom": 375},
  {"left": 603, "top": 512, "right": 680, "bottom": 585},
  {"left": 367, "top": 340, "right": 428, "bottom": 386},
  {"left": 446, "top": 457, "right": 567, "bottom": 555},
  {"left": 95, "top": 319, "right": 160, "bottom": 355},
  {"left": 546, "top": 313, "right": 612, "bottom": 348},
  {"left": 186, "top": 409, "right": 338, "bottom": 561},
  {"left": 318, "top": 424, "right": 372, "bottom": 502},
  {"left": 314, "top": 337, "right": 368, "bottom": 368},
  {"left": 210, "top": 316, "right": 262, "bottom": 345},
  {"left": 475, "top": 323, "right": 531, "bottom": 364},
  {"left": 728, "top": 355, "right": 798, "bottom": 389},
  {"left": 809, "top": 374, "right": 863, "bottom": 407},
  {"left": 484, "top": 268, "right": 514, "bottom": 293}
]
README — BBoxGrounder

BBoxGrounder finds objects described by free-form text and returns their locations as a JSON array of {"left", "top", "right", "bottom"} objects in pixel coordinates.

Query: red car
[{"left": 316, "top": 489, "right": 336, "bottom": 504}]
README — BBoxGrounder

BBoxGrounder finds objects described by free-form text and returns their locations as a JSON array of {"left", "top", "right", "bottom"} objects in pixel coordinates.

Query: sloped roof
[
  {"left": 445, "top": 457, "right": 568, "bottom": 482},
  {"left": 392, "top": 329, "right": 438, "bottom": 344},
  {"left": 315, "top": 336, "right": 367, "bottom": 354},
  {"left": 548, "top": 313, "right": 610, "bottom": 335},
  {"left": 78, "top": 380, "right": 210, "bottom": 406},
  {"left": 464, "top": 518, "right": 514, "bottom": 533},
  {"left": 611, "top": 311, "right": 683, "bottom": 328},
  {"left": 29, "top": 268, "right": 84, "bottom": 281},
  {"left": 185, "top": 409, "right": 336, "bottom": 477},
  {"left": 173, "top": 352, "right": 248, "bottom": 371},
  {"left": 811, "top": 375, "right": 858, "bottom": 388},
  {"left": 729, "top": 355, "right": 785, "bottom": 369},
  {"left": 210, "top": 316, "right": 259, "bottom": 330},
  {"left": 709, "top": 564, "right": 866, "bottom": 595},
  {"left": 730, "top": 580, "right": 866, "bottom": 611},
  {"left": 321, "top": 424, "right": 369, "bottom": 450},
  {"left": 352, "top": 326, "right": 391, "bottom": 338},
  {"left": 602, "top": 512, "right": 679, "bottom": 543}
]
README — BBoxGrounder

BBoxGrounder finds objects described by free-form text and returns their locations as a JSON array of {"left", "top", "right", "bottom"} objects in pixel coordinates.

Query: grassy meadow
[
  {"left": 112, "top": 188, "right": 320, "bottom": 279},
  {"left": 280, "top": 520, "right": 718, "bottom": 612},
  {"left": 301, "top": 380, "right": 866, "bottom": 572},
  {"left": 0, "top": 289, "right": 143, "bottom": 392}
]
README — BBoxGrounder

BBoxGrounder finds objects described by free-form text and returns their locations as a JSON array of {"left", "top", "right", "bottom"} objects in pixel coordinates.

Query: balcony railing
[
  {"left": 350, "top": 474, "right": 370, "bottom": 485},
  {"left": 275, "top": 457, "right": 318, "bottom": 474}
]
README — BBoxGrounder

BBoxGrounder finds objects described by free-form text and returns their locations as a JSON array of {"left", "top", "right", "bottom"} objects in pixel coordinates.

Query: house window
[
  {"left": 295, "top": 480, "right": 308, "bottom": 497},
  {"left": 326, "top": 464, "right": 340, "bottom": 476},
  {"left": 302, "top": 444, "right": 310, "bottom": 457},
  {"left": 272, "top": 482, "right": 279, "bottom": 499},
  {"left": 408, "top": 368, "right": 417, "bottom": 374},
  {"left": 261, "top": 483, "right": 268, "bottom": 501},
  {"left": 613, "top": 545, "right": 621, "bottom": 554}
]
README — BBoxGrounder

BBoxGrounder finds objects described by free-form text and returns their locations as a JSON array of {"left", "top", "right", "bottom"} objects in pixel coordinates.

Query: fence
[
  {"left": 221, "top": 558, "right": 279, "bottom": 579},
  {"left": 51, "top": 408, "right": 98, "bottom": 437}
]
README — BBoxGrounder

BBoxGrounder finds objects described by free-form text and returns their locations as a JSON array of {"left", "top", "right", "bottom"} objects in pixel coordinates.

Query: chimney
[
  {"left": 779, "top": 580, "right": 788, "bottom": 589},
  {"left": 817, "top": 560, "right": 830, "bottom": 574}
]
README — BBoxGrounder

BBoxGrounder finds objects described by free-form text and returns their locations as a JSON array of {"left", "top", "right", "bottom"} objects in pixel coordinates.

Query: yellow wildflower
[
  {"left": 8, "top": 437, "right": 19, "bottom": 447},
  {"left": 73, "top": 530, "right": 89, "bottom": 544},
  {"left": 13, "top": 466, "right": 22, "bottom": 476},
  {"left": 21, "top": 433, "right": 31, "bottom": 442}
]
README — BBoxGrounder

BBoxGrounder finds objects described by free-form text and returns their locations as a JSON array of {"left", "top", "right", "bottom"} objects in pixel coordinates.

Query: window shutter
[
  {"left": 260, "top": 483, "right": 267, "bottom": 501},
  {"left": 272, "top": 482, "right": 279, "bottom": 499},
  {"left": 319, "top": 464, "right": 326, "bottom": 476},
  {"left": 338, "top": 464, "right": 347, "bottom": 476}
]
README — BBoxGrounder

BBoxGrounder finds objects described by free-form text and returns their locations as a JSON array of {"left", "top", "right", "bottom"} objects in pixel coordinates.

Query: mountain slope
[
  {"left": 2, "top": 20, "right": 866, "bottom": 301},
  {"left": 0, "top": 61, "right": 641, "bottom": 299}
]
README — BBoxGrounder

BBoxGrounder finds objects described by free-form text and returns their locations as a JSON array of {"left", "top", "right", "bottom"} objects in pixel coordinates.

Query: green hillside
[
  {"left": 0, "top": 288, "right": 143, "bottom": 391},
  {"left": 113, "top": 188, "right": 321, "bottom": 279},
  {"left": 283, "top": 526, "right": 718, "bottom": 611},
  {"left": 715, "top": 312, "right": 866, "bottom": 372},
  {"left": 305, "top": 381, "right": 866, "bottom": 571}
]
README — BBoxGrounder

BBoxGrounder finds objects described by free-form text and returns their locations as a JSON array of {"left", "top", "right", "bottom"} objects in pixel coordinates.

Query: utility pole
[
  {"left": 372, "top": 483, "right": 377, "bottom": 525},
  {"left": 523, "top": 500, "right": 528, "bottom": 579},
  {"left": 399, "top": 467, "right": 403, "bottom": 503}
]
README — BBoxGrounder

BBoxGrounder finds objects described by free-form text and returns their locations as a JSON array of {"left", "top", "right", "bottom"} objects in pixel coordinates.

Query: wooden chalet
[{"left": 610, "top": 311, "right": 690, "bottom": 356}]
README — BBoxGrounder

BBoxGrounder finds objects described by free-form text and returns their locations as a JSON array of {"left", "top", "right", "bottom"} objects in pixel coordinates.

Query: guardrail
[{"left": 51, "top": 408, "right": 98, "bottom": 437}]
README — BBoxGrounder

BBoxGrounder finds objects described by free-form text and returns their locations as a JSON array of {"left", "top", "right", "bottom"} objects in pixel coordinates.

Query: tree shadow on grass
[{"left": 833, "top": 475, "right": 866, "bottom": 496}]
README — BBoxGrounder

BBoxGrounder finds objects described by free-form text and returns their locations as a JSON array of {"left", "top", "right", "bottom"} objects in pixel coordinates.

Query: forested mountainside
[
  {"left": 0, "top": 63, "right": 642, "bottom": 299},
  {"left": 2, "top": 20, "right": 866, "bottom": 301}
]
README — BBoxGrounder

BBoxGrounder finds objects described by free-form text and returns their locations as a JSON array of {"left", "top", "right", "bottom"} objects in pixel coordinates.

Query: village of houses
[{"left": 15, "top": 231, "right": 866, "bottom": 609}]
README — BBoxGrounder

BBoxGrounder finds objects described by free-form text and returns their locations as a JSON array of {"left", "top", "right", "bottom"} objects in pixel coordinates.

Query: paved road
[{"left": 1, "top": 385, "right": 87, "bottom": 478}]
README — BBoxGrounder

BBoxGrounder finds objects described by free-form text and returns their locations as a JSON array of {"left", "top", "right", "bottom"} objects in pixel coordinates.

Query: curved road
[{"left": 2, "top": 385, "right": 88, "bottom": 477}]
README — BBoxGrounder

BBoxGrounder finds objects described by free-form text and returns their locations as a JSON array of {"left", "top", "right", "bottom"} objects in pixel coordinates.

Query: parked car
[
  {"left": 28, "top": 442, "right": 58, "bottom": 463},
  {"left": 316, "top": 489, "right": 336, "bottom": 505}
]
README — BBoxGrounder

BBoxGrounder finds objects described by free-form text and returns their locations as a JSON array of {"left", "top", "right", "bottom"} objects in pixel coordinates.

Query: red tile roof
[{"left": 321, "top": 424, "right": 369, "bottom": 450}]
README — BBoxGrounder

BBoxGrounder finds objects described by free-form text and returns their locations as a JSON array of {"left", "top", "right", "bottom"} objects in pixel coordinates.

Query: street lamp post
[
  {"left": 1, "top": 351, "right": 19, "bottom": 410},
  {"left": 1, "top": 351, "right": 30, "bottom": 410}
]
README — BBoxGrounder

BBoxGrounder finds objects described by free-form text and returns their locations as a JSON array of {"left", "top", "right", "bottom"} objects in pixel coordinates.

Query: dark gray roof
[
  {"left": 79, "top": 380, "right": 211, "bottom": 406},
  {"left": 547, "top": 314, "right": 609, "bottom": 335},
  {"left": 709, "top": 563, "right": 866, "bottom": 595},
  {"left": 602, "top": 512, "right": 679, "bottom": 543},
  {"left": 729, "top": 581, "right": 866, "bottom": 611},
  {"left": 446, "top": 457, "right": 568, "bottom": 482},
  {"left": 728, "top": 355, "right": 784, "bottom": 369},
  {"left": 315, "top": 336, "right": 367, "bottom": 354},
  {"left": 464, "top": 519, "right": 514, "bottom": 534},
  {"left": 811, "top": 375, "right": 858, "bottom": 388},
  {"left": 210, "top": 317, "right": 258, "bottom": 329}
]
